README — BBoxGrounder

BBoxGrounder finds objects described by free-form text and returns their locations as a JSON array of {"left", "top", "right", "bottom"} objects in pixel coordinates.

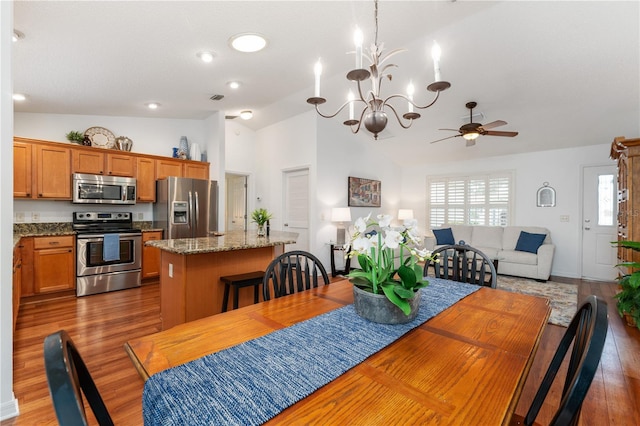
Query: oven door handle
[{"left": 77, "top": 235, "right": 140, "bottom": 242}]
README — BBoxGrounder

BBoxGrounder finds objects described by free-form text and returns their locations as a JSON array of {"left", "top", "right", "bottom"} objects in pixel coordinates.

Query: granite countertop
[{"left": 145, "top": 230, "right": 299, "bottom": 255}]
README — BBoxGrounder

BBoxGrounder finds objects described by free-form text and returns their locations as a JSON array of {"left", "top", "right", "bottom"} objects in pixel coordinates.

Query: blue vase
[{"left": 179, "top": 136, "right": 189, "bottom": 159}]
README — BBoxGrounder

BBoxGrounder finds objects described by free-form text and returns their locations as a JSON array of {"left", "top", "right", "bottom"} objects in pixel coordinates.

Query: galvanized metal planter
[{"left": 352, "top": 284, "right": 420, "bottom": 324}]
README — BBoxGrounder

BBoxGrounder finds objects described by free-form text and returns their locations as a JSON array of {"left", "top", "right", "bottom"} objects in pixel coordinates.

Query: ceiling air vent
[{"left": 210, "top": 94, "right": 225, "bottom": 101}]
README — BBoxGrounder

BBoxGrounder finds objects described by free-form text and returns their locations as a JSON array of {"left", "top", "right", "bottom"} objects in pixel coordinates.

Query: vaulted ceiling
[{"left": 12, "top": 1, "right": 640, "bottom": 165}]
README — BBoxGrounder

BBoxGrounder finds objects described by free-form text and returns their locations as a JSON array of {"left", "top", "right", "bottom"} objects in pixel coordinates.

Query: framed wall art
[{"left": 348, "top": 176, "right": 381, "bottom": 207}]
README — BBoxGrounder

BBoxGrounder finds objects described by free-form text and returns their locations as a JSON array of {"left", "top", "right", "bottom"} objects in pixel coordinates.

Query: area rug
[{"left": 497, "top": 275, "right": 577, "bottom": 327}]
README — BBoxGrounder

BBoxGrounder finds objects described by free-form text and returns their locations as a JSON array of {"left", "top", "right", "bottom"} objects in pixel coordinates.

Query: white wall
[
  {"left": 402, "top": 143, "right": 614, "bottom": 278},
  {"left": 1, "top": 1, "right": 19, "bottom": 420},
  {"left": 14, "top": 112, "right": 207, "bottom": 158}
]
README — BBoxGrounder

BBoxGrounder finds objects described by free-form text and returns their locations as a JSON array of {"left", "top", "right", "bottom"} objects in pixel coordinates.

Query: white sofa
[{"left": 424, "top": 225, "right": 555, "bottom": 281}]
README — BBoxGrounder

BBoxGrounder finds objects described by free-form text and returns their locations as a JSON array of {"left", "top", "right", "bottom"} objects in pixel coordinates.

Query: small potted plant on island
[
  {"left": 613, "top": 240, "right": 640, "bottom": 330},
  {"left": 346, "top": 213, "right": 437, "bottom": 324},
  {"left": 251, "top": 208, "right": 272, "bottom": 237}
]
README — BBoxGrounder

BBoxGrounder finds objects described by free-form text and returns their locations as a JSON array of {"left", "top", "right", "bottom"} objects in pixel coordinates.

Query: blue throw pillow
[
  {"left": 433, "top": 228, "right": 455, "bottom": 245},
  {"left": 515, "top": 231, "right": 546, "bottom": 253}
]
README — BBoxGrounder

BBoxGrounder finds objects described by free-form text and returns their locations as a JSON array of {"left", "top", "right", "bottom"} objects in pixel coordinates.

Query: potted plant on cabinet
[
  {"left": 613, "top": 240, "right": 640, "bottom": 329},
  {"left": 65, "top": 130, "right": 85, "bottom": 144}
]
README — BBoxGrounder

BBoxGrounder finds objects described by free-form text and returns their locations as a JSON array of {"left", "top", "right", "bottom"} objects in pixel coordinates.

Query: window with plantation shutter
[{"left": 426, "top": 172, "right": 514, "bottom": 228}]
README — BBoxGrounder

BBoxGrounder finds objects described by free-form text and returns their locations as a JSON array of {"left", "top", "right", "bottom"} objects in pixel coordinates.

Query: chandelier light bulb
[
  {"left": 406, "top": 82, "right": 415, "bottom": 113},
  {"left": 354, "top": 27, "right": 364, "bottom": 69},
  {"left": 146, "top": 102, "right": 160, "bottom": 110},
  {"left": 432, "top": 42, "right": 442, "bottom": 82},
  {"left": 314, "top": 59, "right": 323, "bottom": 97}
]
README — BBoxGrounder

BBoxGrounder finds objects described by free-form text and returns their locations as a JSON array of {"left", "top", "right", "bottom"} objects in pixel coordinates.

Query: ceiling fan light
[
  {"left": 463, "top": 132, "right": 479, "bottom": 141},
  {"left": 240, "top": 110, "right": 253, "bottom": 120}
]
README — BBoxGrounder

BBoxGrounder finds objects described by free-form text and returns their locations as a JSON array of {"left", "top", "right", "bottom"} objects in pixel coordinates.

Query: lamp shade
[
  {"left": 331, "top": 207, "right": 351, "bottom": 222},
  {"left": 398, "top": 209, "right": 414, "bottom": 220}
]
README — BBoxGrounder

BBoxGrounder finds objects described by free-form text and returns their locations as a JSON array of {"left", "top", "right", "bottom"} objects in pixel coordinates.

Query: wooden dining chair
[
  {"left": 510, "top": 295, "right": 608, "bottom": 426},
  {"left": 44, "top": 330, "right": 114, "bottom": 426},
  {"left": 423, "top": 243, "right": 497, "bottom": 288},
  {"left": 263, "top": 250, "right": 330, "bottom": 300}
]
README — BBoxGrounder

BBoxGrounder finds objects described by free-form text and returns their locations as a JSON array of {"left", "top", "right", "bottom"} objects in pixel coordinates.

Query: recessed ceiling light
[
  {"left": 227, "top": 81, "right": 241, "bottom": 89},
  {"left": 197, "top": 51, "right": 215, "bottom": 63},
  {"left": 13, "top": 93, "right": 26, "bottom": 101},
  {"left": 229, "top": 33, "right": 267, "bottom": 53},
  {"left": 146, "top": 102, "right": 160, "bottom": 110},
  {"left": 12, "top": 30, "right": 24, "bottom": 42},
  {"left": 240, "top": 110, "right": 253, "bottom": 120}
]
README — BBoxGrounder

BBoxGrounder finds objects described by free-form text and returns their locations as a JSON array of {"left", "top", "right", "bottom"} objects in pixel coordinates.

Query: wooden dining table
[{"left": 125, "top": 278, "right": 551, "bottom": 425}]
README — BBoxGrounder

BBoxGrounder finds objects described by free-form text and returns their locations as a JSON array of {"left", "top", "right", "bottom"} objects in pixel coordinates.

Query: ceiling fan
[{"left": 430, "top": 101, "right": 519, "bottom": 147}]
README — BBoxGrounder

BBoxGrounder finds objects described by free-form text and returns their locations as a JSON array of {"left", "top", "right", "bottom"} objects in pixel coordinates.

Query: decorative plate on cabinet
[{"left": 84, "top": 126, "right": 116, "bottom": 149}]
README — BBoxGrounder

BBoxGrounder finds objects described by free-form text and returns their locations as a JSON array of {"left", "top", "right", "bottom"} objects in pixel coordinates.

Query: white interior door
[
  {"left": 582, "top": 164, "right": 617, "bottom": 281},
  {"left": 225, "top": 173, "right": 247, "bottom": 232},
  {"left": 283, "top": 168, "right": 309, "bottom": 251}
]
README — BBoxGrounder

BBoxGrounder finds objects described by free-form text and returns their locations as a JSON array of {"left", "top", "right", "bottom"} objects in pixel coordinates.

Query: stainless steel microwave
[{"left": 73, "top": 173, "right": 136, "bottom": 204}]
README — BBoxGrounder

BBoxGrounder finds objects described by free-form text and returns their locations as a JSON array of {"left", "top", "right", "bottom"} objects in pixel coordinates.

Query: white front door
[
  {"left": 283, "top": 168, "right": 309, "bottom": 251},
  {"left": 582, "top": 164, "right": 617, "bottom": 281}
]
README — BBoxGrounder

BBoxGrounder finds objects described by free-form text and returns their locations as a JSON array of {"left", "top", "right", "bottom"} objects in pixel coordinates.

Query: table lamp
[
  {"left": 331, "top": 207, "right": 352, "bottom": 245},
  {"left": 398, "top": 209, "right": 414, "bottom": 221}
]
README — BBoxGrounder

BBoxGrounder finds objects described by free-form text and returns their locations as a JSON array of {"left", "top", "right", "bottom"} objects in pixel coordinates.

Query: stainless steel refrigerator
[{"left": 153, "top": 177, "right": 218, "bottom": 238}]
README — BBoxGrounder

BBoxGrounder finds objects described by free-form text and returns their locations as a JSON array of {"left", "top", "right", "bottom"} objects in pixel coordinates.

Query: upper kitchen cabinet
[
  {"left": 72, "top": 148, "right": 135, "bottom": 177},
  {"left": 13, "top": 141, "right": 32, "bottom": 198},
  {"left": 34, "top": 142, "right": 72, "bottom": 199},
  {"left": 183, "top": 162, "right": 209, "bottom": 180},
  {"left": 156, "top": 158, "right": 184, "bottom": 180},
  {"left": 136, "top": 157, "right": 156, "bottom": 202}
]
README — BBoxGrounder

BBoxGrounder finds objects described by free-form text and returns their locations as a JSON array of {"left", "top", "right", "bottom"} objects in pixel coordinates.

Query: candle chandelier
[{"left": 306, "top": 0, "right": 451, "bottom": 140}]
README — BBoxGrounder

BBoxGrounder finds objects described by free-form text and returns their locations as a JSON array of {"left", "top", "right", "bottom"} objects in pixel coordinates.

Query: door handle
[
  {"left": 584, "top": 226, "right": 591, "bottom": 230},
  {"left": 194, "top": 191, "right": 199, "bottom": 230},
  {"left": 284, "top": 223, "right": 289, "bottom": 227}
]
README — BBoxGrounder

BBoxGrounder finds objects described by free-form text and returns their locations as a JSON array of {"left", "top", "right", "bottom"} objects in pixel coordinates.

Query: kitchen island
[{"left": 146, "top": 230, "right": 298, "bottom": 330}]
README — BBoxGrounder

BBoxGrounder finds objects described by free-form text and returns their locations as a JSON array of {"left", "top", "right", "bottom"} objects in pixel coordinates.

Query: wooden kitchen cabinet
[
  {"left": 13, "top": 245, "right": 23, "bottom": 331},
  {"left": 142, "top": 231, "right": 163, "bottom": 279},
  {"left": 72, "top": 148, "right": 136, "bottom": 177},
  {"left": 136, "top": 157, "right": 156, "bottom": 202},
  {"left": 156, "top": 158, "right": 184, "bottom": 180},
  {"left": 34, "top": 143, "right": 72, "bottom": 199},
  {"left": 183, "top": 162, "right": 209, "bottom": 180},
  {"left": 32, "top": 235, "right": 75, "bottom": 294},
  {"left": 14, "top": 142, "right": 32, "bottom": 198}
]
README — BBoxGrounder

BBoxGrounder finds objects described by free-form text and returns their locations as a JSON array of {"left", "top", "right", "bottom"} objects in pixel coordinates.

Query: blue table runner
[{"left": 142, "top": 279, "right": 479, "bottom": 425}]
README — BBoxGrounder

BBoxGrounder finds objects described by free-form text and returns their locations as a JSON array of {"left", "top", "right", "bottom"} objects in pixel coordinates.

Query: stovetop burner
[{"left": 72, "top": 211, "right": 141, "bottom": 235}]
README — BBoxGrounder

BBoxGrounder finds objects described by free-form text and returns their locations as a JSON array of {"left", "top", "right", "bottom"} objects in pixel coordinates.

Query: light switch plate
[{"left": 560, "top": 215, "right": 570, "bottom": 222}]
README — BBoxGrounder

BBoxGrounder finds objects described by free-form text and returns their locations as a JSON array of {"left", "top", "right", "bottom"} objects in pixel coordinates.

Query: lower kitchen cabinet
[
  {"left": 32, "top": 235, "right": 75, "bottom": 294},
  {"left": 142, "top": 231, "right": 163, "bottom": 279}
]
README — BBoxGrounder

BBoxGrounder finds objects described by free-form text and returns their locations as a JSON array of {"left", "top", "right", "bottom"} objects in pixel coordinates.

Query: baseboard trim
[{"left": 0, "top": 395, "right": 20, "bottom": 421}]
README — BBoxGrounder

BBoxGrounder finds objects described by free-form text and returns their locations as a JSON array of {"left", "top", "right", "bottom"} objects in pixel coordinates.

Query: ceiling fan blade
[
  {"left": 484, "top": 130, "right": 519, "bottom": 137},
  {"left": 429, "top": 134, "right": 461, "bottom": 144},
  {"left": 466, "top": 139, "right": 476, "bottom": 147},
  {"left": 479, "top": 120, "right": 507, "bottom": 130}
]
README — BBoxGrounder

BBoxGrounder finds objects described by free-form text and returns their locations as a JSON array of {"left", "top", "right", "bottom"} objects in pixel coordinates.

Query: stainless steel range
[{"left": 73, "top": 212, "right": 142, "bottom": 297}]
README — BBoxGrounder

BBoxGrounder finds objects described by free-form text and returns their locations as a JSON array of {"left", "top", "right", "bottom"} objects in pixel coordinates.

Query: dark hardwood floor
[{"left": 2, "top": 278, "right": 639, "bottom": 425}]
